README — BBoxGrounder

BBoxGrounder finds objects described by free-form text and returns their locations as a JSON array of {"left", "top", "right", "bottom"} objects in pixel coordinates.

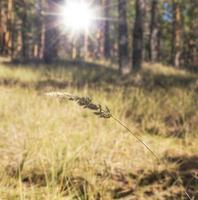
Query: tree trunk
[
  {"left": 2, "top": 0, "right": 14, "bottom": 56},
  {"left": 33, "top": 0, "right": 42, "bottom": 59},
  {"left": 118, "top": 0, "right": 129, "bottom": 74},
  {"left": 0, "top": 1, "right": 2, "bottom": 53},
  {"left": 38, "top": 0, "right": 45, "bottom": 60},
  {"left": 132, "top": 0, "right": 145, "bottom": 71},
  {"left": 185, "top": 0, "right": 198, "bottom": 68},
  {"left": 7, "top": 0, "right": 15, "bottom": 56},
  {"left": 44, "top": 0, "right": 60, "bottom": 63},
  {"left": 95, "top": 0, "right": 104, "bottom": 59},
  {"left": 21, "top": 7, "right": 28, "bottom": 60},
  {"left": 149, "top": 0, "right": 160, "bottom": 62},
  {"left": 171, "top": 0, "right": 182, "bottom": 68},
  {"left": 104, "top": 0, "right": 110, "bottom": 59}
]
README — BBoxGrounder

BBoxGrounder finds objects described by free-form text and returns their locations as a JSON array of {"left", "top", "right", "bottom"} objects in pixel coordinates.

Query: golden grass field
[{"left": 0, "top": 57, "right": 197, "bottom": 199}]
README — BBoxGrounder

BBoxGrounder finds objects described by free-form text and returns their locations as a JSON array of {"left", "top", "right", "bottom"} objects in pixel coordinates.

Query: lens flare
[{"left": 61, "top": 1, "right": 94, "bottom": 32}]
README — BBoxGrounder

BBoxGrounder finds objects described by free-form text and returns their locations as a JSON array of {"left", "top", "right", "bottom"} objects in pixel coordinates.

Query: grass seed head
[{"left": 45, "top": 92, "right": 112, "bottom": 119}]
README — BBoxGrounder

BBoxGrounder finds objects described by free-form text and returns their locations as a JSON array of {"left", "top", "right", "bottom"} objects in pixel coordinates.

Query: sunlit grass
[{"left": 0, "top": 60, "right": 197, "bottom": 199}]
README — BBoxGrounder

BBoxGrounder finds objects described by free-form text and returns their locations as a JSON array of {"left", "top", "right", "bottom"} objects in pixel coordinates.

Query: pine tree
[
  {"left": 104, "top": 0, "right": 110, "bottom": 59},
  {"left": 171, "top": 0, "right": 182, "bottom": 68},
  {"left": 118, "top": 0, "right": 129, "bottom": 73},
  {"left": 44, "top": 0, "right": 60, "bottom": 63},
  {"left": 149, "top": 0, "right": 160, "bottom": 62},
  {"left": 132, "top": 0, "right": 146, "bottom": 71}
]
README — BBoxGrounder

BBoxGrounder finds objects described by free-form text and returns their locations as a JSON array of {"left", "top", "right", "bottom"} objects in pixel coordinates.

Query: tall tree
[
  {"left": 21, "top": 2, "right": 29, "bottom": 60},
  {"left": 149, "top": 0, "right": 160, "bottom": 62},
  {"left": 0, "top": 0, "right": 6, "bottom": 54},
  {"left": 171, "top": 0, "right": 182, "bottom": 68},
  {"left": 188, "top": 1, "right": 198, "bottom": 67},
  {"left": 0, "top": 0, "right": 14, "bottom": 56},
  {"left": 103, "top": 0, "right": 110, "bottom": 59},
  {"left": 32, "top": 0, "right": 45, "bottom": 59},
  {"left": 183, "top": 0, "right": 198, "bottom": 67},
  {"left": 7, "top": 0, "right": 13, "bottom": 55},
  {"left": 44, "top": 0, "right": 60, "bottom": 63},
  {"left": 118, "top": 0, "right": 129, "bottom": 73},
  {"left": 132, "top": 0, "right": 146, "bottom": 71},
  {"left": 94, "top": 0, "right": 104, "bottom": 59}
]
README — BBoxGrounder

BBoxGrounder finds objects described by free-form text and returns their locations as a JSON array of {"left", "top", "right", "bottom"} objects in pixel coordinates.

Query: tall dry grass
[{"left": 0, "top": 60, "right": 197, "bottom": 199}]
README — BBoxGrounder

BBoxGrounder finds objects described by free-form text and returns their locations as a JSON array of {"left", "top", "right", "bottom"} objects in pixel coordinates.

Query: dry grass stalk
[{"left": 45, "top": 92, "right": 192, "bottom": 200}]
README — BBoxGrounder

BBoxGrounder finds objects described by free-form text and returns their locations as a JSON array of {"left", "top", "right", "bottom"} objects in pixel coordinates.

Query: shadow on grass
[
  {"left": 4, "top": 153, "right": 198, "bottom": 199},
  {"left": 1, "top": 59, "right": 197, "bottom": 91},
  {"left": 0, "top": 77, "right": 70, "bottom": 90},
  {"left": 137, "top": 154, "right": 198, "bottom": 199},
  {"left": 22, "top": 174, "right": 99, "bottom": 200},
  {"left": 143, "top": 72, "right": 197, "bottom": 90},
  {"left": 165, "top": 154, "right": 198, "bottom": 198},
  {"left": 95, "top": 154, "right": 198, "bottom": 199},
  {"left": 6, "top": 167, "right": 100, "bottom": 200},
  {"left": 185, "top": 65, "right": 198, "bottom": 74}
]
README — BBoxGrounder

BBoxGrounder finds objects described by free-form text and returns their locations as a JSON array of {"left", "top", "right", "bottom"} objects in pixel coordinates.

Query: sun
[{"left": 61, "top": 1, "right": 95, "bottom": 32}]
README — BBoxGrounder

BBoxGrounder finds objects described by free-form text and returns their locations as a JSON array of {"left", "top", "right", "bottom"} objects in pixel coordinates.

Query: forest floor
[{"left": 0, "top": 57, "right": 197, "bottom": 200}]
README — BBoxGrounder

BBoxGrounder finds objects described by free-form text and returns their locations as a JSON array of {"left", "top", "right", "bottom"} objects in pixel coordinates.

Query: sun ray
[{"left": 41, "top": 0, "right": 120, "bottom": 47}]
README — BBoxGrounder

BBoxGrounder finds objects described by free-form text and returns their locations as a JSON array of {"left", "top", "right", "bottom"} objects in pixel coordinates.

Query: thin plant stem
[
  {"left": 45, "top": 92, "right": 192, "bottom": 200},
  {"left": 111, "top": 114, "right": 161, "bottom": 163},
  {"left": 111, "top": 114, "right": 192, "bottom": 200}
]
